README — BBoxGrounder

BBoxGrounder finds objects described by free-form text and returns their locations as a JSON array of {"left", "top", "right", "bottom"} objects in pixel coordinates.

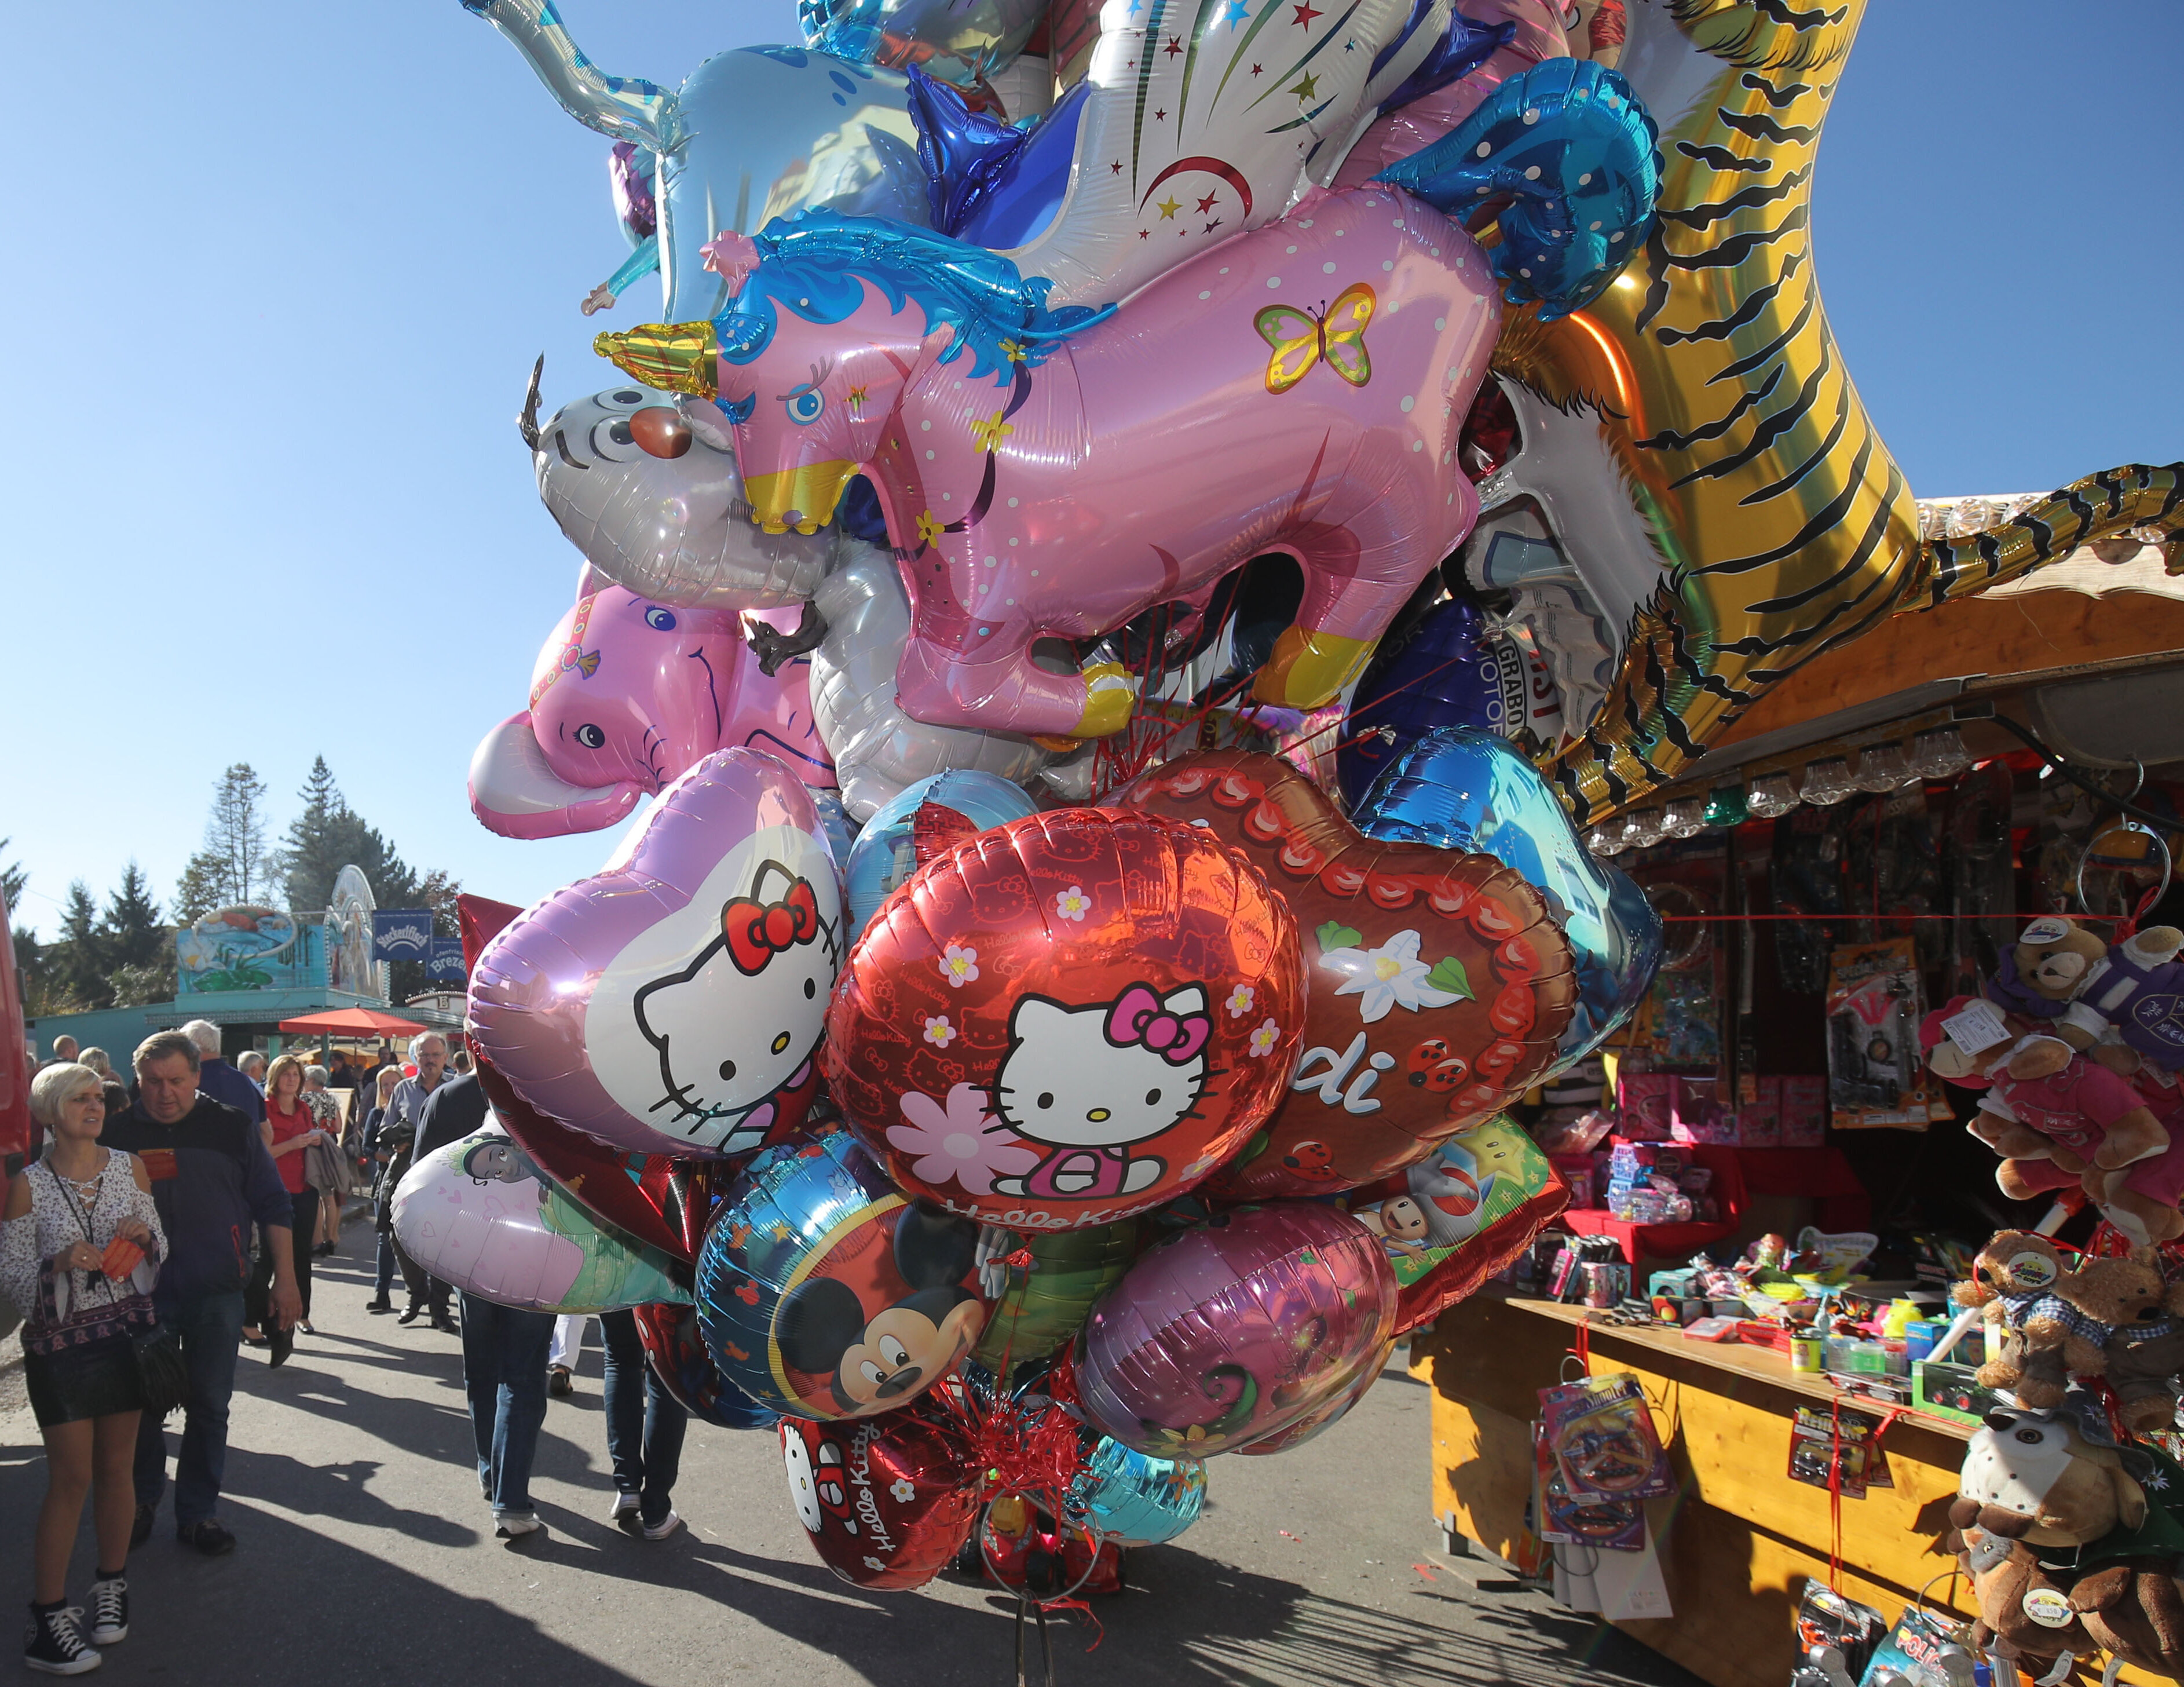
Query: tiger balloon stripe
[{"left": 1479, "top": 0, "right": 2182, "bottom": 824}]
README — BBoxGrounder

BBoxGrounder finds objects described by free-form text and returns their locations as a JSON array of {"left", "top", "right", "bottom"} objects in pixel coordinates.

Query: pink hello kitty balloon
[{"left": 469, "top": 748, "right": 845, "bottom": 1159}]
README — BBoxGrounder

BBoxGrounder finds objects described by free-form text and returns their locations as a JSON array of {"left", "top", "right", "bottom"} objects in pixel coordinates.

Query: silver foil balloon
[
  {"left": 800, "top": 0, "right": 1051, "bottom": 89},
  {"left": 527, "top": 378, "right": 852, "bottom": 611},
  {"left": 809, "top": 552, "right": 1055, "bottom": 820},
  {"left": 466, "top": 4, "right": 932, "bottom": 320}
]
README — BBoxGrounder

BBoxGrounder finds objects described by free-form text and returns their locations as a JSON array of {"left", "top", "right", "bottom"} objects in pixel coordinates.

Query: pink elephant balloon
[
  {"left": 594, "top": 188, "right": 1501, "bottom": 740},
  {"left": 1075, "top": 1203, "right": 1397, "bottom": 1457},
  {"left": 468, "top": 581, "right": 835, "bottom": 840},
  {"left": 467, "top": 748, "right": 845, "bottom": 1159}
]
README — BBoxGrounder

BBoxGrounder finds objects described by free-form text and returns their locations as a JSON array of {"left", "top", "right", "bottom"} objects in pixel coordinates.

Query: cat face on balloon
[
  {"left": 630, "top": 857, "right": 841, "bottom": 1153},
  {"left": 986, "top": 983, "right": 1216, "bottom": 1203}
]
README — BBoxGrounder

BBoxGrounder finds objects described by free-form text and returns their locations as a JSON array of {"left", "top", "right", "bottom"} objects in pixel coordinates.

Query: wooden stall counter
[{"left": 1414, "top": 1291, "right": 1980, "bottom": 1687}]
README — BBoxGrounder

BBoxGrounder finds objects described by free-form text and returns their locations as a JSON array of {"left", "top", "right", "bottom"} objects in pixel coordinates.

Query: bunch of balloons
[{"left": 438, "top": 0, "right": 2168, "bottom": 1613}]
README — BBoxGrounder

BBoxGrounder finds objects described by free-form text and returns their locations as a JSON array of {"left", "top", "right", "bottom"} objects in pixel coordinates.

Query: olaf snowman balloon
[{"left": 469, "top": 748, "right": 844, "bottom": 1160}]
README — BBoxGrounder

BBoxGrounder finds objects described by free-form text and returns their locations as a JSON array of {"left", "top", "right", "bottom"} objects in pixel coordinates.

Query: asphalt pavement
[{"left": 0, "top": 1223, "right": 1703, "bottom": 1687}]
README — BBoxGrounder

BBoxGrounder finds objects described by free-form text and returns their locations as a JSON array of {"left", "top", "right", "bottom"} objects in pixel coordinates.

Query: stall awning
[{"left": 277, "top": 1007, "right": 429, "bottom": 1038}]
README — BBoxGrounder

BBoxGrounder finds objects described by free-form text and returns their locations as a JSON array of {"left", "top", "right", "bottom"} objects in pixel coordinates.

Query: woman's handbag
[{"left": 130, "top": 1321, "right": 191, "bottom": 1418}]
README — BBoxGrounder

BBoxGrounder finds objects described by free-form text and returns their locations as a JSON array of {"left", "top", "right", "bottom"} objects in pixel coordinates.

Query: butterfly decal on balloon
[{"left": 1256, "top": 283, "right": 1375, "bottom": 395}]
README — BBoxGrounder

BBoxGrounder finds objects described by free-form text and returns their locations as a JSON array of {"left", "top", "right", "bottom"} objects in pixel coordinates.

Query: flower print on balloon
[{"left": 825, "top": 809, "right": 1306, "bottom": 1228}]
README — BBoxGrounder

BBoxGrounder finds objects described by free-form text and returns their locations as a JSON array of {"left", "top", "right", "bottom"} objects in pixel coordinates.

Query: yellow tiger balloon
[{"left": 1474, "top": 0, "right": 2183, "bottom": 824}]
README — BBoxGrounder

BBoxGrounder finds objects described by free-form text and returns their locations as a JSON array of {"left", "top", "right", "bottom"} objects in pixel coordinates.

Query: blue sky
[{"left": 3, "top": 1, "right": 2177, "bottom": 939}]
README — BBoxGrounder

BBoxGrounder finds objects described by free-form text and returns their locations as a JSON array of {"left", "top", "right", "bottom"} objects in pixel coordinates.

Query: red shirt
[{"left": 265, "top": 1100, "right": 314, "bottom": 1196}]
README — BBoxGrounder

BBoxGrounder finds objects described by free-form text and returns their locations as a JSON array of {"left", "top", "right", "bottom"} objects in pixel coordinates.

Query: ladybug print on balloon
[
  {"left": 468, "top": 748, "right": 843, "bottom": 1160},
  {"left": 696, "top": 1126, "right": 999, "bottom": 1421},
  {"left": 1113, "top": 752, "right": 1576, "bottom": 1197},
  {"left": 780, "top": 1409, "right": 980, "bottom": 1590},
  {"left": 825, "top": 808, "right": 1307, "bottom": 1229}
]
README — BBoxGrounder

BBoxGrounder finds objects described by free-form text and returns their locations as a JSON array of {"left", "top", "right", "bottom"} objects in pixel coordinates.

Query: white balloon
[{"left": 809, "top": 553, "right": 1058, "bottom": 820}]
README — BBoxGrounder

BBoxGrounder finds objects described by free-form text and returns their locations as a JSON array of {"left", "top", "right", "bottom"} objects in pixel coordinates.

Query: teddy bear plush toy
[
  {"left": 1959, "top": 1236, "right": 2167, "bottom": 1410},
  {"left": 2079, "top": 926, "right": 2184, "bottom": 1073},
  {"left": 1984, "top": 915, "right": 2114, "bottom": 1052},
  {"left": 1922, "top": 997, "right": 2182, "bottom": 1242}
]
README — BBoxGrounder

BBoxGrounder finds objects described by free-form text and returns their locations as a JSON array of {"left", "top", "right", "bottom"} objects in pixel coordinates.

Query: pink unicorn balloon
[
  {"left": 595, "top": 191, "right": 1501, "bottom": 740},
  {"left": 469, "top": 580, "right": 835, "bottom": 839}
]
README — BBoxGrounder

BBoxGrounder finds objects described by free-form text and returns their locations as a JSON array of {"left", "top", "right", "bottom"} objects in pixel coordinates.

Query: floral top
[{"left": 0, "top": 1151, "right": 166, "bottom": 1355}]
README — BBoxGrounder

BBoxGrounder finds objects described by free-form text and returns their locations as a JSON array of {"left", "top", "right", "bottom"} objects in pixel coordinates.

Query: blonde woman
[
  {"left": 1, "top": 1063, "right": 166, "bottom": 1673},
  {"left": 301, "top": 1067, "right": 348, "bottom": 1257}
]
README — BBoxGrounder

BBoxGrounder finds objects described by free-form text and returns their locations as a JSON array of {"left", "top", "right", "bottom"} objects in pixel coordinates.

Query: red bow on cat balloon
[
  {"left": 1104, "top": 983, "right": 1211, "bottom": 1065},
  {"left": 722, "top": 877, "right": 820, "bottom": 974}
]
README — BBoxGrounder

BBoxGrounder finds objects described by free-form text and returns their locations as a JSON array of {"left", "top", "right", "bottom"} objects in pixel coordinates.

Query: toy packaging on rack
[
  {"left": 1826, "top": 939, "right": 1951, "bottom": 1130},
  {"left": 1784, "top": 1404, "right": 1892, "bottom": 1500},
  {"left": 1789, "top": 1582, "right": 1887, "bottom": 1687},
  {"left": 1538, "top": 1373, "right": 1674, "bottom": 1502},
  {"left": 1534, "top": 1421, "right": 1645, "bottom": 1551},
  {"left": 1855, "top": 1604, "right": 1972, "bottom": 1687}
]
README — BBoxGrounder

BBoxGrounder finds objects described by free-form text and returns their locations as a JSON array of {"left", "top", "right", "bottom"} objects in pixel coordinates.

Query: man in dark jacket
[
  {"left": 181, "top": 1019, "right": 264, "bottom": 1126},
  {"left": 105, "top": 1030, "right": 298, "bottom": 1556}
]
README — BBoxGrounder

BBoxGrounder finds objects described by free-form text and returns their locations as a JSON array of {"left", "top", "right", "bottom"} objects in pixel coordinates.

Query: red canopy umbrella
[{"left": 276, "top": 1007, "right": 430, "bottom": 1038}]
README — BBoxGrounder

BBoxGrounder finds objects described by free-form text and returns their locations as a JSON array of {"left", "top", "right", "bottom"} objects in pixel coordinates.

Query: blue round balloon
[
  {"left": 1353, "top": 726, "right": 1660, "bottom": 1068},
  {"left": 695, "top": 1126, "right": 996, "bottom": 1422},
  {"left": 1334, "top": 597, "right": 1499, "bottom": 812},
  {"left": 842, "top": 769, "right": 1040, "bottom": 939},
  {"left": 1064, "top": 1437, "right": 1206, "bottom": 1547}
]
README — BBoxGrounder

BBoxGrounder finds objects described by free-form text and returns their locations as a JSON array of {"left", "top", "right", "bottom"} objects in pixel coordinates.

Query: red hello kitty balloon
[{"left": 824, "top": 809, "right": 1305, "bottom": 1230}]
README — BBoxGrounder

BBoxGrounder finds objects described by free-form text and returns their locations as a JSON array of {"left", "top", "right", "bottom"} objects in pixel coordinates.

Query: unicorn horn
[{"left": 592, "top": 321, "right": 720, "bottom": 399}]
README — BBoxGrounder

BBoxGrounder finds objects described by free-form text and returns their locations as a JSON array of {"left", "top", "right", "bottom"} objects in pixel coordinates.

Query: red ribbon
[{"left": 721, "top": 878, "right": 820, "bottom": 974}]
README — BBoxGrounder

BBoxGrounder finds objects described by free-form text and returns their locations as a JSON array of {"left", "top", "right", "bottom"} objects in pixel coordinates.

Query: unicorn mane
[{"left": 714, "top": 210, "right": 1113, "bottom": 385}]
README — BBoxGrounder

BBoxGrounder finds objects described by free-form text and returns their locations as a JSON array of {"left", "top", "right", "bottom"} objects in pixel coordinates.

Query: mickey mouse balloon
[
  {"left": 468, "top": 749, "right": 843, "bottom": 1159},
  {"left": 825, "top": 808, "right": 1307, "bottom": 1230},
  {"left": 697, "top": 1126, "right": 997, "bottom": 1421}
]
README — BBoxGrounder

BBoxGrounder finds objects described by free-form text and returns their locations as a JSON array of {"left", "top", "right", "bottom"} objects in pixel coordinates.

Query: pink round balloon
[
  {"left": 1075, "top": 1203, "right": 1397, "bottom": 1457},
  {"left": 468, "top": 748, "right": 845, "bottom": 1159}
]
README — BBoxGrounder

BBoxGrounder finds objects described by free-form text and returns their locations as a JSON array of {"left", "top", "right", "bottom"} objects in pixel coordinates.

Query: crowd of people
[{"left": 1, "top": 1020, "right": 682, "bottom": 1675}]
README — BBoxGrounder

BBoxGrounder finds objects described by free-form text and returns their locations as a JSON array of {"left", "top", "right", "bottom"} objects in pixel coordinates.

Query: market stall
[{"left": 1421, "top": 516, "right": 2184, "bottom": 1687}]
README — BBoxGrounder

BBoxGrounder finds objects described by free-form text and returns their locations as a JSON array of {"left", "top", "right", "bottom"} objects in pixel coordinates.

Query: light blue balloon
[
  {"left": 1354, "top": 726, "right": 1660, "bottom": 1069},
  {"left": 466, "top": 5, "right": 934, "bottom": 319},
  {"left": 1065, "top": 1437, "right": 1206, "bottom": 1547},
  {"left": 843, "top": 770, "right": 1040, "bottom": 939},
  {"left": 800, "top": 0, "right": 1051, "bottom": 87}
]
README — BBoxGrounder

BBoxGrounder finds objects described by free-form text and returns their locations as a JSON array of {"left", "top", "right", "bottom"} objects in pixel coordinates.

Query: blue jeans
[
  {"left": 601, "top": 1309, "right": 686, "bottom": 1527},
  {"left": 374, "top": 1230, "right": 396, "bottom": 1298},
  {"left": 134, "top": 1289, "right": 246, "bottom": 1530},
  {"left": 460, "top": 1293, "right": 554, "bottom": 1518}
]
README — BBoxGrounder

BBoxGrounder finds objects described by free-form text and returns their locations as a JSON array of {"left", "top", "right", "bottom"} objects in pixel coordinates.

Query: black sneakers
[
  {"left": 86, "top": 1580, "right": 127, "bottom": 1648},
  {"left": 23, "top": 1604, "right": 99, "bottom": 1675}
]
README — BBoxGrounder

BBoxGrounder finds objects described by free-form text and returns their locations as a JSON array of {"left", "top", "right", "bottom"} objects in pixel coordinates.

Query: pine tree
[
  {"left": 101, "top": 863, "right": 167, "bottom": 973},
  {"left": 0, "top": 838, "right": 24, "bottom": 918},
  {"left": 280, "top": 756, "right": 348, "bottom": 913},
  {"left": 52, "top": 881, "right": 113, "bottom": 1010},
  {"left": 176, "top": 765, "right": 271, "bottom": 920}
]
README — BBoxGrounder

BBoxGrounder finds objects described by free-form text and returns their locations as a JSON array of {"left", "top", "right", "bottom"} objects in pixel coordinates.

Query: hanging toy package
[
  {"left": 1538, "top": 1373, "right": 1674, "bottom": 1504},
  {"left": 1789, "top": 1582, "right": 1887, "bottom": 1687}
]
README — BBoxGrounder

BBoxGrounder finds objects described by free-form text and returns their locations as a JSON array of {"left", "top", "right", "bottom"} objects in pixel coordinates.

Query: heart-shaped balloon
[
  {"left": 390, "top": 1125, "right": 690, "bottom": 1314},
  {"left": 1352, "top": 725, "right": 1660, "bottom": 1067},
  {"left": 825, "top": 807, "right": 1307, "bottom": 1229},
  {"left": 781, "top": 1408, "right": 980, "bottom": 1590},
  {"left": 1075, "top": 1202, "right": 1397, "bottom": 1458},
  {"left": 1113, "top": 751, "right": 1575, "bottom": 1197},
  {"left": 468, "top": 748, "right": 843, "bottom": 1159}
]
